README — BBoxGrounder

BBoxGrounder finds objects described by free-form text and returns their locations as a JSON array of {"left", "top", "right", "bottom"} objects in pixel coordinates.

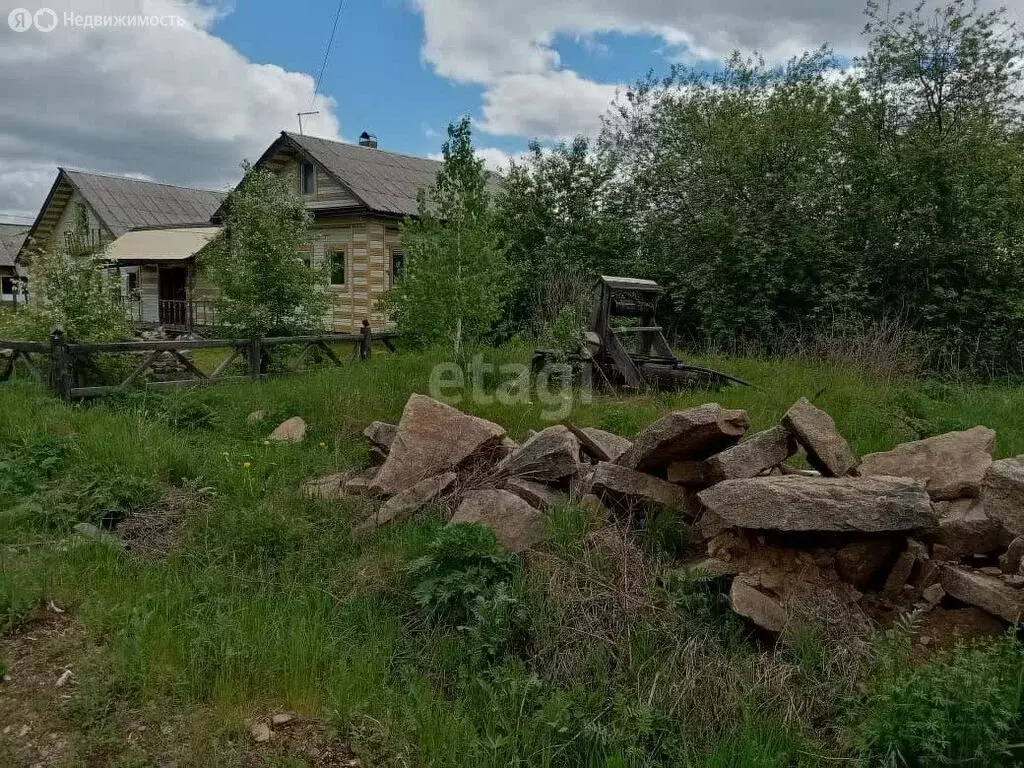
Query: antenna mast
[{"left": 297, "top": 111, "right": 320, "bottom": 136}]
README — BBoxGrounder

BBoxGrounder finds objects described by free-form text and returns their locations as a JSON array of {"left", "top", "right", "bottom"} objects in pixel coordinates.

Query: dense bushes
[{"left": 494, "top": 0, "right": 1024, "bottom": 377}]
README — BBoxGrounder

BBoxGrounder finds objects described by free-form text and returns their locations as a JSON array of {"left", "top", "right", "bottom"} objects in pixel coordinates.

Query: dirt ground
[{"left": 0, "top": 606, "right": 360, "bottom": 767}]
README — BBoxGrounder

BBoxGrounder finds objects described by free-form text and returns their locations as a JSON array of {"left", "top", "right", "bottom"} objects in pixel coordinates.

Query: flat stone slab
[
  {"left": 568, "top": 425, "right": 632, "bottom": 463},
  {"left": 781, "top": 398, "right": 857, "bottom": 477},
  {"left": 697, "top": 475, "right": 935, "bottom": 533},
  {"left": 616, "top": 404, "right": 749, "bottom": 473},
  {"left": 861, "top": 427, "right": 995, "bottom": 501},
  {"left": 449, "top": 489, "right": 545, "bottom": 553},
  {"left": 504, "top": 477, "right": 563, "bottom": 510},
  {"left": 301, "top": 472, "right": 351, "bottom": 500},
  {"left": 704, "top": 426, "right": 796, "bottom": 484},
  {"left": 370, "top": 395, "right": 505, "bottom": 496},
  {"left": 353, "top": 472, "right": 457, "bottom": 538},
  {"left": 940, "top": 565, "right": 1024, "bottom": 623},
  {"left": 730, "top": 576, "right": 788, "bottom": 632},
  {"left": 497, "top": 425, "right": 580, "bottom": 483},
  {"left": 983, "top": 457, "right": 1024, "bottom": 538},
  {"left": 591, "top": 462, "right": 696, "bottom": 516}
]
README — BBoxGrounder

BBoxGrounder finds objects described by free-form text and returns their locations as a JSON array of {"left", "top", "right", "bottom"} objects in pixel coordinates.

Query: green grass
[{"left": 2, "top": 346, "right": 1024, "bottom": 765}]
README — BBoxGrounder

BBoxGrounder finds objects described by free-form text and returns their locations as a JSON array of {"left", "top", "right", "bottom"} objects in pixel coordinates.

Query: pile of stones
[{"left": 305, "top": 394, "right": 1024, "bottom": 641}]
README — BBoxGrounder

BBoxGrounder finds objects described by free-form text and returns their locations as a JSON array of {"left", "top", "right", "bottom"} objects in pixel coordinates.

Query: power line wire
[{"left": 311, "top": 0, "right": 347, "bottom": 106}]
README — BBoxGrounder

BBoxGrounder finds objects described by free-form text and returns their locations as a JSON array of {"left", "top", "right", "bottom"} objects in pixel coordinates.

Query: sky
[{"left": 0, "top": 0, "right": 1019, "bottom": 223}]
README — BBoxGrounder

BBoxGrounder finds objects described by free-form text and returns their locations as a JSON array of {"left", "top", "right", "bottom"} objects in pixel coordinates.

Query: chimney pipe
[{"left": 358, "top": 131, "right": 378, "bottom": 149}]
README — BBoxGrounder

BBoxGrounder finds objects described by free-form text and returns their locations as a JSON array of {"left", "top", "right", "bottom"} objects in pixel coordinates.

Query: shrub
[
  {"left": 857, "top": 630, "right": 1024, "bottom": 765},
  {"left": 405, "top": 523, "right": 517, "bottom": 624}
]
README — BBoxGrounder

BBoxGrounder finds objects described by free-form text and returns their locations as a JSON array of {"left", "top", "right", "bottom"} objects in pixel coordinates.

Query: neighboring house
[
  {"left": 236, "top": 130, "right": 458, "bottom": 333},
  {"left": 19, "top": 168, "right": 225, "bottom": 329},
  {"left": 0, "top": 224, "right": 30, "bottom": 303}
]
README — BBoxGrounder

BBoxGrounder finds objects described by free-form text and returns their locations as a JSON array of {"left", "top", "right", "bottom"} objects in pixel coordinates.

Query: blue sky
[
  {"left": 211, "top": 1, "right": 666, "bottom": 161},
  {"left": 0, "top": 0, "right": 919, "bottom": 219}
]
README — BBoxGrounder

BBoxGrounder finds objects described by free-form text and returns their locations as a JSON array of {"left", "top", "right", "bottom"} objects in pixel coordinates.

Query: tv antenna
[{"left": 297, "top": 111, "right": 320, "bottom": 136}]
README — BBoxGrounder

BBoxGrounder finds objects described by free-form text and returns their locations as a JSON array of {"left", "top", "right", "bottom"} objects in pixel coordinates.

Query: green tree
[
  {"left": 202, "top": 164, "right": 330, "bottom": 337},
  {"left": 496, "top": 137, "right": 632, "bottom": 335},
  {"left": 381, "top": 117, "right": 508, "bottom": 358},
  {"left": 10, "top": 233, "right": 130, "bottom": 343}
]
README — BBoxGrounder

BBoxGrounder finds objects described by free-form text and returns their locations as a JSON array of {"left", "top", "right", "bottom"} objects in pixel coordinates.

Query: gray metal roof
[
  {"left": 0, "top": 224, "right": 29, "bottom": 268},
  {"left": 64, "top": 170, "right": 226, "bottom": 237},
  {"left": 282, "top": 132, "right": 502, "bottom": 217}
]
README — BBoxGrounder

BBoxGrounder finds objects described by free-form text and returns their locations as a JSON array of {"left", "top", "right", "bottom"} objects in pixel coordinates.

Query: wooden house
[
  {"left": 235, "top": 130, "right": 456, "bottom": 332},
  {"left": 18, "top": 168, "right": 225, "bottom": 329},
  {"left": 0, "top": 224, "right": 30, "bottom": 303}
]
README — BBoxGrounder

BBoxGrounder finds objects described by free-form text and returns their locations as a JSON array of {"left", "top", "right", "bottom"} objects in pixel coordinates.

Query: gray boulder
[
  {"left": 504, "top": 477, "right": 563, "bottom": 510},
  {"left": 781, "top": 398, "right": 857, "bottom": 477},
  {"left": 982, "top": 457, "right": 1024, "bottom": 538},
  {"left": 370, "top": 395, "right": 505, "bottom": 496},
  {"left": 730, "top": 576, "right": 788, "bottom": 632},
  {"left": 269, "top": 416, "right": 307, "bottom": 444},
  {"left": 616, "top": 404, "right": 749, "bottom": 473},
  {"left": 353, "top": 472, "right": 457, "bottom": 537},
  {"left": 860, "top": 427, "right": 995, "bottom": 501},
  {"left": 697, "top": 475, "right": 935, "bottom": 533},
  {"left": 939, "top": 565, "right": 1024, "bottom": 623},
  {"left": 449, "top": 489, "right": 546, "bottom": 553},
  {"left": 933, "top": 498, "right": 1006, "bottom": 558},
  {"left": 704, "top": 426, "right": 796, "bottom": 484},
  {"left": 568, "top": 424, "right": 632, "bottom": 463},
  {"left": 591, "top": 462, "right": 697, "bottom": 516},
  {"left": 497, "top": 425, "right": 580, "bottom": 483}
]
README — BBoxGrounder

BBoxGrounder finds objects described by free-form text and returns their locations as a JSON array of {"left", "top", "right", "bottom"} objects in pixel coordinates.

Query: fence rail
[{"left": 0, "top": 329, "right": 397, "bottom": 399}]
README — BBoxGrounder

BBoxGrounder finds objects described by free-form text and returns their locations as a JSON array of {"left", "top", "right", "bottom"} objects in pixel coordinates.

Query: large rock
[
  {"left": 353, "top": 472, "right": 457, "bottom": 537},
  {"left": 697, "top": 475, "right": 935, "bottom": 533},
  {"left": 363, "top": 421, "right": 398, "bottom": 454},
  {"left": 730, "top": 576, "right": 789, "bottom": 632},
  {"left": 616, "top": 404, "right": 749, "bottom": 473},
  {"left": 982, "top": 457, "right": 1024, "bottom": 538},
  {"left": 933, "top": 498, "right": 1005, "bottom": 558},
  {"left": 590, "top": 462, "right": 696, "bottom": 516},
  {"left": 370, "top": 395, "right": 505, "bottom": 496},
  {"left": 449, "top": 489, "right": 545, "bottom": 552},
  {"left": 860, "top": 427, "right": 996, "bottom": 501},
  {"left": 704, "top": 426, "right": 796, "bottom": 484},
  {"left": 497, "top": 425, "right": 580, "bottom": 483},
  {"left": 568, "top": 425, "right": 632, "bottom": 463},
  {"left": 939, "top": 565, "right": 1024, "bottom": 623},
  {"left": 781, "top": 398, "right": 857, "bottom": 477},
  {"left": 269, "top": 416, "right": 307, "bottom": 444},
  {"left": 504, "top": 478, "right": 563, "bottom": 510}
]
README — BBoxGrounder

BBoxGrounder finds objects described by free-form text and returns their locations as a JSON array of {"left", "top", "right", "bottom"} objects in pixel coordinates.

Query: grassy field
[{"left": 2, "top": 346, "right": 1024, "bottom": 766}]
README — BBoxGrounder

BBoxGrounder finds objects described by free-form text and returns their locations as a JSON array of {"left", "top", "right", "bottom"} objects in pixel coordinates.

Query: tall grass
[{"left": 2, "top": 347, "right": 1024, "bottom": 763}]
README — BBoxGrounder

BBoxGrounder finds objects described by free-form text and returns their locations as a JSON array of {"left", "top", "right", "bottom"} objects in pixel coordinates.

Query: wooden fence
[{"left": 0, "top": 329, "right": 397, "bottom": 400}]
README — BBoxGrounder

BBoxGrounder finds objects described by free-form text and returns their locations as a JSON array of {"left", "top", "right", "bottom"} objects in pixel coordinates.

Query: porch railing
[{"left": 120, "top": 297, "right": 217, "bottom": 331}]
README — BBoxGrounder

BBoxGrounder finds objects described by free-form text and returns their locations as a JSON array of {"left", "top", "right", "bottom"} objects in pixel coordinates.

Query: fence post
[
  {"left": 248, "top": 335, "right": 263, "bottom": 381},
  {"left": 359, "top": 320, "right": 372, "bottom": 361},
  {"left": 49, "top": 328, "right": 73, "bottom": 400}
]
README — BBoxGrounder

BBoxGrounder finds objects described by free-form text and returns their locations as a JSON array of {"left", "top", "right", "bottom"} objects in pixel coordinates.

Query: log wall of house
[
  {"left": 275, "top": 156, "right": 361, "bottom": 207},
  {"left": 309, "top": 215, "right": 398, "bottom": 333}
]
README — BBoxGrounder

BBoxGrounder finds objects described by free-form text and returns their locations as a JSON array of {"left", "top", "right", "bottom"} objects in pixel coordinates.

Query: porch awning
[{"left": 105, "top": 226, "right": 221, "bottom": 265}]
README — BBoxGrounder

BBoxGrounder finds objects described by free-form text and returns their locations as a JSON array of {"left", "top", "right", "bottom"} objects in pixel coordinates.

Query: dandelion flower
[{"left": 243, "top": 461, "right": 252, "bottom": 470}]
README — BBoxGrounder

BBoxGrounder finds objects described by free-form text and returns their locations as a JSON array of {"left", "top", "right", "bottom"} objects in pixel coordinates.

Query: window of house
[
  {"left": 329, "top": 249, "right": 346, "bottom": 286},
  {"left": 126, "top": 271, "right": 139, "bottom": 296},
  {"left": 297, "top": 249, "right": 312, "bottom": 268},
  {"left": 300, "top": 161, "right": 316, "bottom": 196},
  {"left": 1, "top": 276, "right": 13, "bottom": 296},
  {"left": 391, "top": 250, "right": 405, "bottom": 283}
]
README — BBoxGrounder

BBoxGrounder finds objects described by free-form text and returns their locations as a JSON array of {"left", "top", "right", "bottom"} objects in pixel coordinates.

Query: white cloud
[
  {"left": 414, "top": 0, "right": 1023, "bottom": 143},
  {"left": 0, "top": 0, "right": 341, "bottom": 218},
  {"left": 428, "top": 146, "right": 523, "bottom": 173},
  {"left": 479, "top": 71, "right": 620, "bottom": 139}
]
